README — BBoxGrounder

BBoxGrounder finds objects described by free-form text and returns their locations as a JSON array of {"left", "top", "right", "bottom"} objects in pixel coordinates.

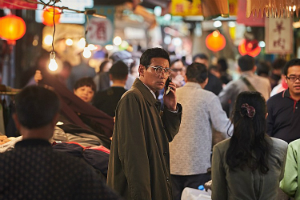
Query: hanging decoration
[
  {"left": 246, "top": 0, "right": 300, "bottom": 18},
  {"left": 205, "top": 31, "right": 226, "bottom": 52},
  {"left": 0, "top": 15, "right": 26, "bottom": 45},
  {"left": 42, "top": 7, "right": 61, "bottom": 26},
  {"left": 238, "top": 39, "right": 261, "bottom": 57}
]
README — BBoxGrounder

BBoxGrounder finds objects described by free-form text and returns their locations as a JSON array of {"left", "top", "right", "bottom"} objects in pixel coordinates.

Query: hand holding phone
[{"left": 165, "top": 77, "right": 172, "bottom": 95}]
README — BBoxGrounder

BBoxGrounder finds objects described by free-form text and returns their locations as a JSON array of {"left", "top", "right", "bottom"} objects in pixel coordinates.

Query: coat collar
[{"left": 132, "top": 78, "right": 161, "bottom": 107}]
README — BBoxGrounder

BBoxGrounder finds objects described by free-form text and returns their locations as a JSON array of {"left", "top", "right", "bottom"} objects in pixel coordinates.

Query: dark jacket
[
  {"left": 267, "top": 89, "right": 300, "bottom": 143},
  {"left": 107, "top": 78, "right": 182, "bottom": 200},
  {"left": 0, "top": 139, "right": 121, "bottom": 200}
]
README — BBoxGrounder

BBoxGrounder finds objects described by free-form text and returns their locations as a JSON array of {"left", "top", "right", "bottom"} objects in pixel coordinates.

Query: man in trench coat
[{"left": 107, "top": 48, "right": 182, "bottom": 200}]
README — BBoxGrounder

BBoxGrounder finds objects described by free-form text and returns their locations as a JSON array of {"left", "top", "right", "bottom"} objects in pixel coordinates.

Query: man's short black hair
[
  {"left": 256, "top": 61, "right": 271, "bottom": 76},
  {"left": 140, "top": 48, "right": 170, "bottom": 69},
  {"left": 272, "top": 58, "right": 287, "bottom": 70},
  {"left": 238, "top": 55, "right": 255, "bottom": 72},
  {"left": 109, "top": 60, "right": 128, "bottom": 80},
  {"left": 283, "top": 59, "right": 300, "bottom": 75},
  {"left": 73, "top": 77, "right": 96, "bottom": 92},
  {"left": 192, "top": 53, "right": 209, "bottom": 62},
  {"left": 186, "top": 62, "right": 208, "bottom": 84},
  {"left": 15, "top": 86, "right": 60, "bottom": 129}
]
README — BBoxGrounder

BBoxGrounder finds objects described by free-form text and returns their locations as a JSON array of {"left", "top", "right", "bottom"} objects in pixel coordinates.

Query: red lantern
[
  {"left": 205, "top": 31, "right": 226, "bottom": 52},
  {"left": 0, "top": 15, "right": 26, "bottom": 45},
  {"left": 238, "top": 39, "right": 261, "bottom": 57},
  {"left": 42, "top": 7, "right": 61, "bottom": 26}
]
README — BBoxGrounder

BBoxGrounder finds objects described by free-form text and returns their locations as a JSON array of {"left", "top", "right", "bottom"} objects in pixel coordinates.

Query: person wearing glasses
[
  {"left": 267, "top": 59, "right": 300, "bottom": 143},
  {"left": 107, "top": 48, "right": 182, "bottom": 200},
  {"left": 169, "top": 57, "right": 186, "bottom": 88}
]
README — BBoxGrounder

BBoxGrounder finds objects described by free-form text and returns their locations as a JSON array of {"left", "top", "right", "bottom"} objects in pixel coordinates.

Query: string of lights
[{"left": 22, "top": 0, "right": 106, "bottom": 18}]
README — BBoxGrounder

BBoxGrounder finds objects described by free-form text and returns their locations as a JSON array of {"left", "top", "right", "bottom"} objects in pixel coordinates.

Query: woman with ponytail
[{"left": 211, "top": 91, "right": 288, "bottom": 200}]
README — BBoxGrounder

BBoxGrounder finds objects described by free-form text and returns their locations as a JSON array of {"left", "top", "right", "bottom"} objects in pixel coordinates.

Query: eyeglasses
[
  {"left": 172, "top": 68, "right": 183, "bottom": 72},
  {"left": 287, "top": 75, "right": 300, "bottom": 82},
  {"left": 149, "top": 66, "right": 173, "bottom": 76}
]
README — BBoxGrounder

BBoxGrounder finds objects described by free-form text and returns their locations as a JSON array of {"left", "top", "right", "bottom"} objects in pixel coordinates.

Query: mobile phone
[{"left": 165, "top": 77, "right": 172, "bottom": 95}]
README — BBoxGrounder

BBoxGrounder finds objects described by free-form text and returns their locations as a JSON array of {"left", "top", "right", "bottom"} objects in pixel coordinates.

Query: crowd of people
[{"left": 1, "top": 47, "right": 300, "bottom": 200}]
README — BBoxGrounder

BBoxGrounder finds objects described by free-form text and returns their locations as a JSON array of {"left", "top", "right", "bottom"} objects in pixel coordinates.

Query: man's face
[
  {"left": 139, "top": 57, "right": 170, "bottom": 93},
  {"left": 285, "top": 65, "right": 300, "bottom": 96},
  {"left": 170, "top": 61, "right": 184, "bottom": 78},
  {"left": 194, "top": 58, "right": 208, "bottom": 68}
]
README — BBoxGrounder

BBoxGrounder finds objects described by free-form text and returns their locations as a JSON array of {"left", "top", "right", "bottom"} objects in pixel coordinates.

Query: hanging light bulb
[
  {"left": 48, "top": 52, "right": 58, "bottom": 71},
  {"left": 83, "top": 47, "right": 92, "bottom": 58}
]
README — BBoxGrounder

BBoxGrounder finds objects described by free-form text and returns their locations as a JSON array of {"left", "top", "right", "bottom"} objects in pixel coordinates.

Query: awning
[{"left": 246, "top": 0, "right": 300, "bottom": 18}]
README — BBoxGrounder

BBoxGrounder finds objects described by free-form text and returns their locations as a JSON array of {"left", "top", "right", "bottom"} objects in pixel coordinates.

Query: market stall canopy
[{"left": 246, "top": 0, "right": 300, "bottom": 17}]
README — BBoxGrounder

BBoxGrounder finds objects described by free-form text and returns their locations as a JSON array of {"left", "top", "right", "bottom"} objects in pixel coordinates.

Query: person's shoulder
[
  {"left": 214, "top": 138, "right": 231, "bottom": 151},
  {"left": 267, "top": 90, "right": 285, "bottom": 104},
  {"left": 288, "top": 138, "right": 300, "bottom": 150},
  {"left": 270, "top": 137, "right": 288, "bottom": 150}
]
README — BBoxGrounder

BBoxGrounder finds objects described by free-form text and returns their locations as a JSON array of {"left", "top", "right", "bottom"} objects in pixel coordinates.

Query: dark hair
[
  {"left": 73, "top": 77, "right": 96, "bottom": 92},
  {"left": 256, "top": 61, "right": 271, "bottom": 76},
  {"left": 226, "top": 91, "right": 270, "bottom": 174},
  {"left": 15, "top": 86, "right": 60, "bottom": 129},
  {"left": 272, "top": 58, "right": 287, "bottom": 70},
  {"left": 283, "top": 58, "right": 300, "bottom": 75},
  {"left": 109, "top": 60, "right": 128, "bottom": 80},
  {"left": 99, "top": 60, "right": 111, "bottom": 73},
  {"left": 192, "top": 53, "right": 208, "bottom": 62},
  {"left": 238, "top": 55, "right": 255, "bottom": 71},
  {"left": 140, "top": 48, "right": 170, "bottom": 69},
  {"left": 217, "top": 58, "right": 228, "bottom": 72},
  {"left": 186, "top": 63, "right": 208, "bottom": 83}
]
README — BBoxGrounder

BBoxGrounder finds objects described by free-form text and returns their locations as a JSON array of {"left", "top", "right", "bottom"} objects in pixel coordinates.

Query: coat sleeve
[
  {"left": 209, "top": 96, "right": 232, "bottom": 137},
  {"left": 211, "top": 145, "right": 228, "bottom": 200},
  {"left": 162, "top": 103, "right": 182, "bottom": 142},
  {"left": 116, "top": 94, "right": 152, "bottom": 200},
  {"left": 280, "top": 143, "right": 298, "bottom": 198}
]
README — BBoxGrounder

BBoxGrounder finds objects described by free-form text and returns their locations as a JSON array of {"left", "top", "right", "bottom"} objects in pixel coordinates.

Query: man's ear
[
  {"left": 252, "top": 66, "right": 257, "bottom": 72},
  {"left": 138, "top": 65, "right": 145, "bottom": 77},
  {"left": 12, "top": 113, "right": 20, "bottom": 131}
]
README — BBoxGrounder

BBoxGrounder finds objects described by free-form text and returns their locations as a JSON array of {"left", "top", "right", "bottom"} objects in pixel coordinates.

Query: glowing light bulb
[
  {"left": 83, "top": 47, "right": 92, "bottom": 58},
  {"left": 77, "top": 38, "right": 86, "bottom": 49},
  {"left": 105, "top": 45, "right": 114, "bottom": 51},
  {"left": 44, "top": 35, "right": 53, "bottom": 46},
  {"left": 66, "top": 38, "right": 73, "bottom": 46},
  {"left": 48, "top": 52, "right": 58, "bottom": 71},
  {"left": 88, "top": 44, "right": 97, "bottom": 50},
  {"left": 113, "top": 36, "right": 122, "bottom": 46}
]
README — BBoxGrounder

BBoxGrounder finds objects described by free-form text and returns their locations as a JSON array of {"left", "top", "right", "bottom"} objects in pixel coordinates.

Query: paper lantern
[
  {"left": 205, "top": 31, "right": 226, "bottom": 52},
  {"left": 42, "top": 7, "right": 61, "bottom": 26},
  {"left": 0, "top": 15, "right": 26, "bottom": 45},
  {"left": 238, "top": 39, "right": 261, "bottom": 57}
]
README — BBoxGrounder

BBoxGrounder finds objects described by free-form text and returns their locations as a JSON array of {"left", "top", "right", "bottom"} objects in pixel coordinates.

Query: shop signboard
[
  {"left": 171, "top": 0, "right": 237, "bottom": 17},
  {"left": 0, "top": 0, "right": 37, "bottom": 9},
  {"left": 265, "top": 18, "right": 293, "bottom": 54},
  {"left": 85, "top": 6, "right": 115, "bottom": 46},
  {"left": 171, "top": 0, "right": 202, "bottom": 16}
]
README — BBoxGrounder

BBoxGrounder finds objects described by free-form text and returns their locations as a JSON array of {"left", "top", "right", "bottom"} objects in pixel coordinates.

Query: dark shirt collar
[{"left": 15, "top": 139, "right": 51, "bottom": 149}]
